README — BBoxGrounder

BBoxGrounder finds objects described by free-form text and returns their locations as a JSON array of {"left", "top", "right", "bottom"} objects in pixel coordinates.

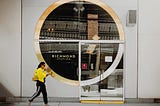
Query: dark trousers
[{"left": 29, "top": 81, "right": 48, "bottom": 104}]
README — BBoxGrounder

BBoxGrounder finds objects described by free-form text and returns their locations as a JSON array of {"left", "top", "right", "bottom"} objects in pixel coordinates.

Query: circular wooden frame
[{"left": 34, "top": 0, "right": 124, "bottom": 86}]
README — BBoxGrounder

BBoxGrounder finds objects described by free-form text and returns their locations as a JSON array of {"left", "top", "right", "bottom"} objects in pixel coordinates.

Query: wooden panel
[{"left": 87, "top": 14, "right": 98, "bottom": 40}]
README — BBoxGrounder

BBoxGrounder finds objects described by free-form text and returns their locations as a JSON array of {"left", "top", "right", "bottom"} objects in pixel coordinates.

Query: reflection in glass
[
  {"left": 39, "top": 1, "right": 121, "bottom": 82},
  {"left": 81, "top": 43, "right": 119, "bottom": 81},
  {"left": 80, "top": 43, "right": 123, "bottom": 100},
  {"left": 37, "top": 0, "right": 124, "bottom": 101},
  {"left": 39, "top": 1, "right": 119, "bottom": 40},
  {"left": 40, "top": 42, "right": 79, "bottom": 80},
  {"left": 81, "top": 59, "right": 123, "bottom": 100}
]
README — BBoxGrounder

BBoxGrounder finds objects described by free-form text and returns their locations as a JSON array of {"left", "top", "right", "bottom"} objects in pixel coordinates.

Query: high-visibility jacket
[{"left": 34, "top": 68, "right": 47, "bottom": 83}]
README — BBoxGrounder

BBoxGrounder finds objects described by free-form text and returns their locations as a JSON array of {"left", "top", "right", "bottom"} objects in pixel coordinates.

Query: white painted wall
[
  {"left": 138, "top": 0, "right": 160, "bottom": 98},
  {"left": 0, "top": 0, "right": 21, "bottom": 96},
  {"left": 22, "top": 0, "right": 79, "bottom": 97}
]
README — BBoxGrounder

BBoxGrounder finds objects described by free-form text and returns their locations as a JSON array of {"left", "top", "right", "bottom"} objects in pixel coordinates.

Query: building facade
[{"left": 0, "top": 0, "right": 160, "bottom": 101}]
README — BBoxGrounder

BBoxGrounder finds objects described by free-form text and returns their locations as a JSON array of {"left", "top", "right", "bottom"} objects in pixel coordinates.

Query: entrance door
[{"left": 79, "top": 41, "right": 124, "bottom": 102}]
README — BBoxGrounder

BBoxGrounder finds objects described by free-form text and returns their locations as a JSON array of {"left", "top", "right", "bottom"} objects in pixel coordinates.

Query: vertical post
[
  {"left": 20, "top": 0, "right": 22, "bottom": 97},
  {"left": 79, "top": 42, "right": 82, "bottom": 100}
]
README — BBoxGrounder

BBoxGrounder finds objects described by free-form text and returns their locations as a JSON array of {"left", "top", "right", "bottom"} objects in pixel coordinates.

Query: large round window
[{"left": 35, "top": 0, "right": 124, "bottom": 85}]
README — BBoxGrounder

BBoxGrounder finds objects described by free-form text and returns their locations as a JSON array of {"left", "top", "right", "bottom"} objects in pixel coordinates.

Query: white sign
[{"left": 105, "top": 56, "right": 112, "bottom": 62}]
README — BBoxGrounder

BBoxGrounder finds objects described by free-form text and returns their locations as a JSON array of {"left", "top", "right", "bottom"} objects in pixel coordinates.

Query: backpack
[{"left": 32, "top": 69, "right": 38, "bottom": 81}]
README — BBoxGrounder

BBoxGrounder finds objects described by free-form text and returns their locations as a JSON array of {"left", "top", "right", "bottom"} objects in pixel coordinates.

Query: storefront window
[
  {"left": 40, "top": 42, "right": 79, "bottom": 80},
  {"left": 35, "top": 0, "right": 124, "bottom": 87},
  {"left": 81, "top": 43, "right": 119, "bottom": 80},
  {"left": 39, "top": 1, "right": 119, "bottom": 41}
]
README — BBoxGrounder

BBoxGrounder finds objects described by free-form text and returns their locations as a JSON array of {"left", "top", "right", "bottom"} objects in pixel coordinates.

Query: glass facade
[
  {"left": 35, "top": 0, "right": 124, "bottom": 101},
  {"left": 80, "top": 43, "right": 123, "bottom": 100},
  {"left": 81, "top": 43, "right": 119, "bottom": 80},
  {"left": 39, "top": 1, "right": 121, "bottom": 81},
  {"left": 40, "top": 42, "right": 79, "bottom": 80},
  {"left": 39, "top": 1, "right": 119, "bottom": 41}
]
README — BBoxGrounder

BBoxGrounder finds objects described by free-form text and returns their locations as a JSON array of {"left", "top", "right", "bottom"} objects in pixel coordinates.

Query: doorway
[{"left": 79, "top": 41, "right": 124, "bottom": 102}]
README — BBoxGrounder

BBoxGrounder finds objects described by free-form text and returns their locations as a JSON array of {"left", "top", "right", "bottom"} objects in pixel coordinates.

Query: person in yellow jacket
[{"left": 28, "top": 62, "right": 49, "bottom": 106}]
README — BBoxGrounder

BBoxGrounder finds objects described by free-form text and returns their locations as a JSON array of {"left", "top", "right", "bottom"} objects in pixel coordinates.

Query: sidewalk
[{"left": 0, "top": 102, "right": 160, "bottom": 106}]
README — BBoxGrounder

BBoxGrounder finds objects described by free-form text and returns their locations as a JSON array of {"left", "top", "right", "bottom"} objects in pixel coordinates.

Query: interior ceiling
[
  {"left": 46, "top": 1, "right": 114, "bottom": 23},
  {"left": 39, "top": 1, "right": 119, "bottom": 40}
]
